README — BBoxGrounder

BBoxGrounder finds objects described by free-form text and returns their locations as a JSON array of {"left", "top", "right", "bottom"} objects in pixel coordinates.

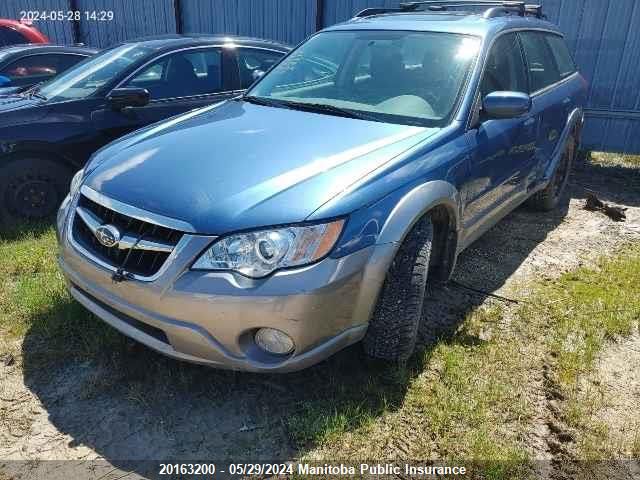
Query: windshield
[
  {"left": 248, "top": 30, "right": 480, "bottom": 127},
  {"left": 36, "top": 44, "right": 152, "bottom": 102},
  {"left": 0, "top": 50, "right": 16, "bottom": 65}
]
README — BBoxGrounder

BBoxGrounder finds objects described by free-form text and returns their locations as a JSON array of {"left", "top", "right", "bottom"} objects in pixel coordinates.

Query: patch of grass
[
  {"left": 0, "top": 225, "right": 125, "bottom": 364},
  {"left": 527, "top": 245, "right": 640, "bottom": 388},
  {"left": 520, "top": 244, "right": 640, "bottom": 459},
  {"left": 291, "top": 306, "right": 534, "bottom": 479},
  {"left": 589, "top": 152, "right": 640, "bottom": 169}
]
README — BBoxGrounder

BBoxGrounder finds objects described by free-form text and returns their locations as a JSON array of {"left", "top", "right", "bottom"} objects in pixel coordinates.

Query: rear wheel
[
  {"left": 363, "top": 216, "right": 433, "bottom": 364},
  {"left": 0, "top": 157, "right": 72, "bottom": 227},
  {"left": 527, "top": 134, "right": 575, "bottom": 211}
]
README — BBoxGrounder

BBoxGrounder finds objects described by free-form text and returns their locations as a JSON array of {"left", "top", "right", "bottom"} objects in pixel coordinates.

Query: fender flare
[
  {"left": 542, "top": 107, "right": 583, "bottom": 182},
  {"left": 376, "top": 180, "right": 461, "bottom": 246},
  {"left": 352, "top": 180, "right": 462, "bottom": 325}
]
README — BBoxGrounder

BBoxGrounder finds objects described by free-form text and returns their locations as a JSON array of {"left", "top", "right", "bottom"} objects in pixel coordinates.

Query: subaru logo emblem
[{"left": 95, "top": 224, "right": 121, "bottom": 248}]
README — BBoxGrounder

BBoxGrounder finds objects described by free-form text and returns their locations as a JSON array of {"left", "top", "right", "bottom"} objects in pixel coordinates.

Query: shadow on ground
[{"left": 16, "top": 159, "right": 637, "bottom": 473}]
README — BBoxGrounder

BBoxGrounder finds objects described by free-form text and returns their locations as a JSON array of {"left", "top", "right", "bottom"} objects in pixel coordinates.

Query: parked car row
[{"left": 6, "top": 1, "right": 587, "bottom": 372}]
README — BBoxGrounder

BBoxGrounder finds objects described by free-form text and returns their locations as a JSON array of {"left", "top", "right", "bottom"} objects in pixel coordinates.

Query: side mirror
[
  {"left": 0, "top": 75, "right": 12, "bottom": 87},
  {"left": 483, "top": 91, "right": 531, "bottom": 119},
  {"left": 107, "top": 87, "right": 150, "bottom": 110}
]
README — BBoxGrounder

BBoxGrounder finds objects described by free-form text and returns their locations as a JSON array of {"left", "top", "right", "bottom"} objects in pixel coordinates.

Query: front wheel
[
  {"left": 0, "top": 157, "right": 73, "bottom": 227},
  {"left": 363, "top": 216, "right": 433, "bottom": 364},
  {"left": 526, "top": 134, "right": 575, "bottom": 212}
]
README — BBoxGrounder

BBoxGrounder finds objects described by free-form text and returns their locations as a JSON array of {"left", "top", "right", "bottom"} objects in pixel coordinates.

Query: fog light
[{"left": 254, "top": 328, "right": 294, "bottom": 355}]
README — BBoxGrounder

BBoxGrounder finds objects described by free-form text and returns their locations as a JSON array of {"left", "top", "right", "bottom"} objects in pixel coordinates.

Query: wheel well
[
  {"left": 426, "top": 204, "right": 457, "bottom": 283},
  {"left": 1, "top": 150, "right": 76, "bottom": 173}
]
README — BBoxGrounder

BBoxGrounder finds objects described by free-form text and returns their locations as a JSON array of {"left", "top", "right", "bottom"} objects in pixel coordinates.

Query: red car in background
[{"left": 0, "top": 19, "right": 48, "bottom": 46}]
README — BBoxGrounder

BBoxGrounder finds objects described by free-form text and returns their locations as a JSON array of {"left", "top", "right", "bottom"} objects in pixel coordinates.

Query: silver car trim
[
  {"left": 69, "top": 231, "right": 193, "bottom": 282},
  {"left": 76, "top": 206, "right": 175, "bottom": 253},
  {"left": 80, "top": 185, "right": 196, "bottom": 233}
]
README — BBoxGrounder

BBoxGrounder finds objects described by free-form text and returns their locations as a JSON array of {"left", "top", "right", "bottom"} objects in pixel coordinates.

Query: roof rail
[{"left": 354, "top": 1, "right": 544, "bottom": 19}]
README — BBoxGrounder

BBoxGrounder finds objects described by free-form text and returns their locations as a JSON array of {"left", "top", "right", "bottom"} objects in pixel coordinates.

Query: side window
[
  {"left": 480, "top": 33, "right": 528, "bottom": 99},
  {"left": 237, "top": 48, "right": 284, "bottom": 89},
  {"left": 125, "top": 48, "right": 223, "bottom": 100},
  {"left": 0, "top": 27, "right": 28, "bottom": 47},
  {"left": 519, "top": 31, "right": 562, "bottom": 92},
  {"left": 0, "top": 54, "right": 86, "bottom": 84},
  {"left": 545, "top": 34, "right": 576, "bottom": 79},
  {"left": 54, "top": 54, "right": 88, "bottom": 73}
]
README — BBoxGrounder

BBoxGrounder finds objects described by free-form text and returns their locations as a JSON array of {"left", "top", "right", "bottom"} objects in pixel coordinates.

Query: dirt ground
[{"left": 1, "top": 157, "right": 639, "bottom": 478}]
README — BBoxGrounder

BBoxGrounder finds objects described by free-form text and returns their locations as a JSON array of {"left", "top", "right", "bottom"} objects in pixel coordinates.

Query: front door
[
  {"left": 93, "top": 46, "right": 237, "bottom": 147},
  {"left": 463, "top": 32, "right": 537, "bottom": 234}
]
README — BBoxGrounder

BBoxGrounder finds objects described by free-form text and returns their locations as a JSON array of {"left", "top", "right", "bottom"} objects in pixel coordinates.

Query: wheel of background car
[
  {"left": 363, "top": 215, "right": 433, "bottom": 364},
  {"left": 526, "top": 133, "right": 576, "bottom": 212},
  {"left": 0, "top": 157, "right": 73, "bottom": 226}
]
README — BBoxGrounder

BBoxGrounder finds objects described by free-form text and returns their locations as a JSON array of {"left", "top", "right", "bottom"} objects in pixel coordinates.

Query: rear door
[
  {"left": 518, "top": 31, "right": 576, "bottom": 181},
  {"left": 94, "top": 46, "right": 236, "bottom": 145},
  {"left": 463, "top": 32, "right": 537, "bottom": 232}
]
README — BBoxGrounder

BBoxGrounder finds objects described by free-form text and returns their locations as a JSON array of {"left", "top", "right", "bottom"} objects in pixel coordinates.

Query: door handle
[{"left": 524, "top": 117, "right": 536, "bottom": 127}]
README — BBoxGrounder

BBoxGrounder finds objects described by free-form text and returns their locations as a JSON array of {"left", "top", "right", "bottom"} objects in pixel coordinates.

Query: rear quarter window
[
  {"left": 518, "top": 31, "right": 562, "bottom": 93},
  {"left": 545, "top": 34, "right": 577, "bottom": 79}
]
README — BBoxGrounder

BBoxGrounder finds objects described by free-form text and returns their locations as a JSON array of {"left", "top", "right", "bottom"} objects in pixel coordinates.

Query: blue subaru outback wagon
[{"left": 57, "top": 1, "right": 587, "bottom": 372}]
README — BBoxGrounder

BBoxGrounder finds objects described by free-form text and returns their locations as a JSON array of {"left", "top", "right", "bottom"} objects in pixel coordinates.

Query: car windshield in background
[
  {"left": 0, "top": 49, "right": 15, "bottom": 64},
  {"left": 36, "top": 44, "right": 152, "bottom": 102},
  {"left": 248, "top": 30, "right": 480, "bottom": 127}
]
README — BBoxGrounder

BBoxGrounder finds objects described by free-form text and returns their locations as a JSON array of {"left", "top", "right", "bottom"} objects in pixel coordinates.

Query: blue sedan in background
[{"left": 0, "top": 34, "right": 289, "bottom": 225}]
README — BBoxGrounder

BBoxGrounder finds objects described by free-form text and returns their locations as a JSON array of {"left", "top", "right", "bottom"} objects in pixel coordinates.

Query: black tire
[
  {"left": 526, "top": 134, "right": 576, "bottom": 211},
  {"left": 0, "top": 157, "right": 73, "bottom": 227},
  {"left": 363, "top": 216, "right": 433, "bottom": 364}
]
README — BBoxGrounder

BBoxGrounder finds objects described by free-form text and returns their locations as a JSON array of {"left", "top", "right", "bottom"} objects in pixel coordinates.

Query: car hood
[
  {"left": 86, "top": 100, "right": 439, "bottom": 234},
  {"left": 0, "top": 94, "right": 41, "bottom": 109},
  {"left": 0, "top": 86, "right": 23, "bottom": 96}
]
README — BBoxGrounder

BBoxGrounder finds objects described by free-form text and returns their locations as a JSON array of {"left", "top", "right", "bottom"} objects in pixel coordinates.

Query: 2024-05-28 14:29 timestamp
[{"left": 19, "top": 10, "right": 114, "bottom": 21}]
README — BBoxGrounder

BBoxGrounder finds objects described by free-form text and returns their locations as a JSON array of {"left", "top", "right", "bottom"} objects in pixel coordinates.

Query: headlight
[
  {"left": 69, "top": 168, "right": 85, "bottom": 196},
  {"left": 192, "top": 219, "right": 345, "bottom": 278}
]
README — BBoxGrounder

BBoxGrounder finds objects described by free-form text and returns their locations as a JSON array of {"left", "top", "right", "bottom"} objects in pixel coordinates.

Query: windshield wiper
[
  {"left": 29, "top": 90, "right": 47, "bottom": 101},
  {"left": 239, "top": 95, "right": 284, "bottom": 108},
  {"left": 21, "top": 84, "right": 46, "bottom": 100},
  {"left": 240, "top": 95, "right": 379, "bottom": 122},
  {"left": 273, "top": 100, "right": 380, "bottom": 122}
]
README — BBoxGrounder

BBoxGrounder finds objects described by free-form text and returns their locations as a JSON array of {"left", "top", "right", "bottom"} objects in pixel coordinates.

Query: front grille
[{"left": 72, "top": 194, "right": 183, "bottom": 278}]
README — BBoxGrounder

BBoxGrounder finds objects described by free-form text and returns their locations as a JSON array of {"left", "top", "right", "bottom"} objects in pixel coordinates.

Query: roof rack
[{"left": 354, "top": 1, "right": 544, "bottom": 19}]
